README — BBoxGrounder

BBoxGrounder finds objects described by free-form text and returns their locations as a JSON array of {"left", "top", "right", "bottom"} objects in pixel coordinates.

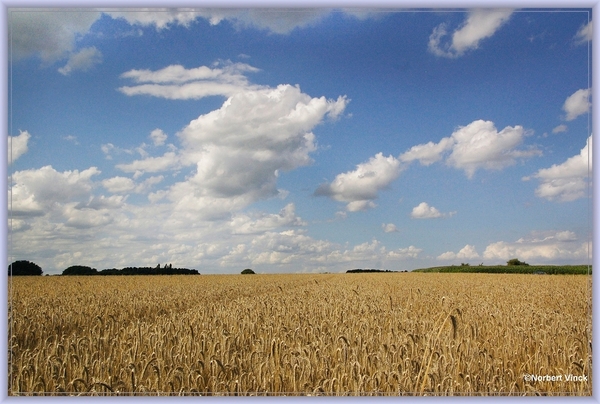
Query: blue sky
[{"left": 8, "top": 6, "right": 592, "bottom": 274}]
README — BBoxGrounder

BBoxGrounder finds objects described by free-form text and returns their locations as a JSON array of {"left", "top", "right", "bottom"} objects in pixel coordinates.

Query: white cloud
[
  {"left": 382, "top": 223, "right": 398, "bottom": 233},
  {"left": 57, "top": 46, "right": 102, "bottom": 75},
  {"left": 401, "top": 120, "right": 541, "bottom": 179},
  {"left": 149, "top": 129, "right": 168, "bottom": 146},
  {"left": 411, "top": 202, "right": 455, "bottom": 219},
  {"left": 524, "top": 135, "right": 591, "bottom": 202},
  {"left": 314, "top": 153, "right": 403, "bottom": 211},
  {"left": 552, "top": 124, "right": 568, "bottom": 134},
  {"left": 428, "top": 9, "right": 513, "bottom": 58},
  {"left": 563, "top": 88, "right": 591, "bottom": 121},
  {"left": 116, "top": 151, "right": 180, "bottom": 174},
  {"left": 8, "top": 130, "right": 30, "bottom": 165},
  {"left": 10, "top": 165, "right": 100, "bottom": 217},
  {"left": 9, "top": 10, "right": 101, "bottom": 62},
  {"left": 105, "top": 9, "right": 203, "bottom": 30},
  {"left": 447, "top": 120, "right": 539, "bottom": 178},
  {"left": 231, "top": 203, "right": 306, "bottom": 235},
  {"left": 123, "top": 83, "right": 349, "bottom": 220},
  {"left": 386, "top": 246, "right": 422, "bottom": 260},
  {"left": 399, "top": 137, "right": 454, "bottom": 166},
  {"left": 483, "top": 230, "right": 590, "bottom": 264},
  {"left": 119, "top": 61, "right": 263, "bottom": 100},
  {"left": 437, "top": 244, "right": 479, "bottom": 261},
  {"left": 574, "top": 20, "right": 592, "bottom": 45}
]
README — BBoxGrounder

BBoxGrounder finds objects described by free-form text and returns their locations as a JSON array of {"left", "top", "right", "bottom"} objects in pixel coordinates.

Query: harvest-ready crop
[{"left": 8, "top": 273, "right": 591, "bottom": 396}]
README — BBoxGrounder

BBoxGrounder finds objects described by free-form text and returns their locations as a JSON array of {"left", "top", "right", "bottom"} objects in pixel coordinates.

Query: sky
[{"left": 7, "top": 5, "right": 593, "bottom": 275}]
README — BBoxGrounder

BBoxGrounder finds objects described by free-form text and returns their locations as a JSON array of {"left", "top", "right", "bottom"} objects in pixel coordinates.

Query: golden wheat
[{"left": 8, "top": 273, "right": 591, "bottom": 396}]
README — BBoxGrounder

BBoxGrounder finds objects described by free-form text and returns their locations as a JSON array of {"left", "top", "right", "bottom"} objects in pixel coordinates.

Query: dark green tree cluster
[
  {"left": 346, "top": 269, "right": 396, "bottom": 273},
  {"left": 63, "top": 265, "right": 199, "bottom": 275},
  {"left": 507, "top": 258, "right": 529, "bottom": 266},
  {"left": 62, "top": 265, "right": 98, "bottom": 275},
  {"left": 241, "top": 268, "right": 255, "bottom": 274},
  {"left": 8, "top": 260, "right": 42, "bottom": 276}
]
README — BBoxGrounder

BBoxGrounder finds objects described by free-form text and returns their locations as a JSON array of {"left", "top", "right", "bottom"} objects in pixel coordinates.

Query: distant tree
[
  {"left": 241, "top": 268, "right": 255, "bottom": 275},
  {"left": 62, "top": 265, "right": 98, "bottom": 275},
  {"left": 9, "top": 260, "right": 42, "bottom": 276},
  {"left": 507, "top": 258, "right": 529, "bottom": 266}
]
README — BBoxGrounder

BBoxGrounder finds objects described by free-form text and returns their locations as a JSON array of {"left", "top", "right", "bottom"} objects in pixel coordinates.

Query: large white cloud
[
  {"left": 400, "top": 120, "right": 540, "bottom": 178},
  {"left": 428, "top": 9, "right": 513, "bottom": 58},
  {"left": 483, "top": 230, "right": 590, "bottom": 264},
  {"left": 123, "top": 83, "right": 349, "bottom": 220},
  {"left": 563, "top": 88, "right": 591, "bottom": 121},
  {"left": 8, "top": 130, "right": 30, "bottom": 165},
  {"left": 524, "top": 135, "right": 592, "bottom": 202},
  {"left": 10, "top": 165, "right": 100, "bottom": 217},
  {"left": 314, "top": 153, "right": 403, "bottom": 211}
]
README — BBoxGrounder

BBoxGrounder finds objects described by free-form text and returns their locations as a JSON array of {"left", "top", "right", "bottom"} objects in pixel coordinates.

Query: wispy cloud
[
  {"left": 58, "top": 46, "right": 102, "bottom": 75},
  {"left": 428, "top": 9, "right": 513, "bottom": 58}
]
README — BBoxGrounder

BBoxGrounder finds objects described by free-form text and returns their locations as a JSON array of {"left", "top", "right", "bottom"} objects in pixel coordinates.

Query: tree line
[{"left": 8, "top": 261, "right": 200, "bottom": 276}]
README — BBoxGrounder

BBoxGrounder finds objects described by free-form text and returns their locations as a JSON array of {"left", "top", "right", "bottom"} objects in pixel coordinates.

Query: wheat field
[{"left": 8, "top": 273, "right": 591, "bottom": 396}]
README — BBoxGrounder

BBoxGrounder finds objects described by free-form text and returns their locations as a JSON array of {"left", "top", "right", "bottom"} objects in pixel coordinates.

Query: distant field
[
  {"left": 8, "top": 273, "right": 591, "bottom": 396},
  {"left": 412, "top": 265, "right": 591, "bottom": 275}
]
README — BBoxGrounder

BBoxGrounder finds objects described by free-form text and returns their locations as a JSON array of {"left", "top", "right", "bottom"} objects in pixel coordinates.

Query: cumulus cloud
[
  {"left": 428, "top": 9, "right": 513, "bottom": 58},
  {"left": 8, "top": 130, "right": 30, "bottom": 165},
  {"left": 385, "top": 245, "right": 422, "bottom": 260},
  {"left": 399, "top": 137, "right": 454, "bottom": 166},
  {"left": 574, "top": 20, "right": 592, "bottom": 45},
  {"left": 437, "top": 244, "right": 479, "bottom": 261},
  {"left": 483, "top": 230, "right": 590, "bottom": 264},
  {"left": 57, "top": 46, "right": 102, "bottom": 75},
  {"left": 125, "top": 83, "right": 349, "bottom": 220},
  {"left": 149, "top": 129, "right": 168, "bottom": 146},
  {"left": 382, "top": 223, "right": 398, "bottom": 233},
  {"left": 314, "top": 153, "right": 403, "bottom": 211},
  {"left": 524, "top": 135, "right": 591, "bottom": 202},
  {"left": 400, "top": 120, "right": 541, "bottom": 178},
  {"left": 10, "top": 165, "right": 100, "bottom": 217},
  {"left": 563, "top": 88, "right": 591, "bottom": 121},
  {"left": 411, "top": 202, "right": 455, "bottom": 219}
]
